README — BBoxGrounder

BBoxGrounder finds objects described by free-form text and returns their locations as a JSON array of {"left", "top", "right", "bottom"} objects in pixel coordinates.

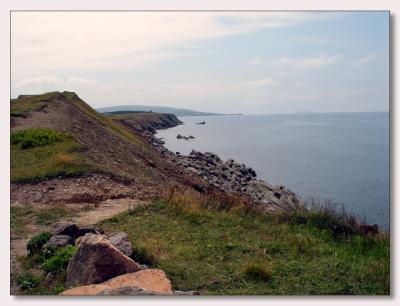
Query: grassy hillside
[
  {"left": 11, "top": 128, "right": 92, "bottom": 182},
  {"left": 97, "top": 191, "right": 390, "bottom": 295},
  {"left": 10, "top": 92, "right": 187, "bottom": 185}
]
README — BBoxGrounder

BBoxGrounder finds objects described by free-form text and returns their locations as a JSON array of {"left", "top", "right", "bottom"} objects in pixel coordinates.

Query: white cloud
[
  {"left": 247, "top": 57, "right": 264, "bottom": 65},
  {"left": 245, "top": 78, "right": 278, "bottom": 87},
  {"left": 12, "top": 75, "right": 97, "bottom": 95},
  {"left": 352, "top": 54, "right": 376, "bottom": 66},
  {"left": 11, "top": 12, "right": 331, "bottom": 81},
  {"left": 15, "top": 75, "right": 63, "bottom": 87},
  {"left": 66, "top": 77, "right": 96, "bottom": 86},
  {"left": 271, "top": 54, "right": 342, "bottom": 69}
]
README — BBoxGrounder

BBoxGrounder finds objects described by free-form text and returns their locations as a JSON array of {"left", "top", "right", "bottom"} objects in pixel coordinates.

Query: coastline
[
  {"left": 145, "top": 116, "right": 385, "bottom": 232},
  {"left": 140, "top": 118, "right": 300, "bottom": 214}
]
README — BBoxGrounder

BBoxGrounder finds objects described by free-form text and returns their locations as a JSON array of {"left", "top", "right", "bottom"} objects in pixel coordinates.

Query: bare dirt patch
[{"left": 11, "top": 173, "right": 157, "bottom": 205}]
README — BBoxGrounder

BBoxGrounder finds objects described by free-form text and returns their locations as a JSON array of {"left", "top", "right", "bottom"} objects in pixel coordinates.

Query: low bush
[
  {"left": 42, "top": 245, "right": 76, "bottom": 273},
  {"left": 15, "top": 273, "right": 42, "bottom": 291},
  {"left": 11, "top": 128, "right": 66, "bottom": 149},
  {"left": 27, "top": 232, "right": 51, "bottom": 255}
]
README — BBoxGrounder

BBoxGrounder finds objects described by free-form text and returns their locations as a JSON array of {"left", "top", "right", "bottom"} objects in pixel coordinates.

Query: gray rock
[
  {"left": 107, "top": 232, "right": 133, "bottom": 257},
  {"left": 50, "top": 222, "right": 80, "bottom": 240},
  {"left": 43, "top": 235, "right": 73, "bottom": 250}
]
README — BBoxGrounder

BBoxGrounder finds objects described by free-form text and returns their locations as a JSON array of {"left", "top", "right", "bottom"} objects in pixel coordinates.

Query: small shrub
[
  {"left": 15, "top": 273, "right": 42, "bottom": 291},
  {"left": 27, "top": 231, "right": 51, "bottom": 255},
  {"left": 243, "top": 263, "right": 273, "bottom": 282},
  {"left": 42, "top": 245, "right": 76, "bottom": 273},
  {"left": 11, "top": 128, "right": 66, "bottom": 149}
]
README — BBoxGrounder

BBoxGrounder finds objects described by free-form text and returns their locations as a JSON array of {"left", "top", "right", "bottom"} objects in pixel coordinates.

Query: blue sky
[{"left": 11, "top": 12, "right": 389, "bottom": 114}]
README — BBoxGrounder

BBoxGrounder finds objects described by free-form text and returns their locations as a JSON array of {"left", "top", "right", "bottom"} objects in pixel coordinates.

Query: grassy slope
[
  {"left": 10, "top": 92, "right": 150, "bottom": 182},
  {"left": 11, "top": 135, "right": 91, "bottom": 182},
  {"left": 98, "top": 200, "right": 389, "bottom": 295}
]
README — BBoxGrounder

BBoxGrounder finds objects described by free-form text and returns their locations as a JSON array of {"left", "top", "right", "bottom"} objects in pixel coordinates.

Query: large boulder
[
  {"left": 107, "top": 232, "right": 133, "bottom": 257},
  {"left": 42, "top": 235, "right": 73, "bottom": 250},
  {"left": 61, "top": 269, "right": 173, "bottom": 296},
  {"left": 65, "top": 234, "right": 143, "bottom": 288}
]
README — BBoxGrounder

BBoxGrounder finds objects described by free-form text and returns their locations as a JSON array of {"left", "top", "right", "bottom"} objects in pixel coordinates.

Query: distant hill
[{"left": 96, "top": 105, "right": 235, "bottom": 117}]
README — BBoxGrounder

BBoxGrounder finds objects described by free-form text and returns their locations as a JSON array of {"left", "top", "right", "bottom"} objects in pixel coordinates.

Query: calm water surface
[{"left": 156, "top": 113, "right": 389, "bottom": 229}]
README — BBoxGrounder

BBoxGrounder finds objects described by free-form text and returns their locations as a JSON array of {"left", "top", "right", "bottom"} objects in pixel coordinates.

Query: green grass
[
  {"left": 11, "top": 128, "right": 92, "bottom": 182},
  {"left": 97, "top": 200, "right": 390, "bottom": 295},
  {"left": 42, "top": 245, "right": 76, "bottom": 274},
  {"left": 11, "top": 128, "right": 66, "bottom": 149}
]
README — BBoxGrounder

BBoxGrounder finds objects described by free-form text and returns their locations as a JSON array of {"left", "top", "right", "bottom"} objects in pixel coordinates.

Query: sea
[{"left": 156, "top": 112, "right": 390, "bottom": 230}]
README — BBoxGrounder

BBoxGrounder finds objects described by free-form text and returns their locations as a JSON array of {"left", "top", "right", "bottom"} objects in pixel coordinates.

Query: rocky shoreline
[{"left": 144, "top": 125, "right": 299, "bottom": 213}]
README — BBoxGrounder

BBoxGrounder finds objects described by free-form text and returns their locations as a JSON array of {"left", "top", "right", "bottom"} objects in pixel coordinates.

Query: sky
[{"left": 11, "top": 12, "right": 389, "bottom": 114}]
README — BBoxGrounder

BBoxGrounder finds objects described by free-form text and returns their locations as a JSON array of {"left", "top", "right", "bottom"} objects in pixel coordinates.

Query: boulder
[
  {"left": 107, "top": 232, "right": 133, "bottom": 257},
  {"left": 61, "top": 269, "right": 173, "bottom": 296},
  {"left": 65, "top": 234, "right": 143, "bottom": 288},
  {"left": 50, "top": 222, "right": 80, "bottom": 240},
  {"left": 42, "top": 235, "right": 73, "bottom": 250}
]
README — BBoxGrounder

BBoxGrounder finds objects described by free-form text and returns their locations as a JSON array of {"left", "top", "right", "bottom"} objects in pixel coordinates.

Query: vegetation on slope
[
  {"left": 11, "top": 128, "right": 92, "bottom": 182},
  {"left": 97, "top": 190, "right": 390, "bottom": 295}
]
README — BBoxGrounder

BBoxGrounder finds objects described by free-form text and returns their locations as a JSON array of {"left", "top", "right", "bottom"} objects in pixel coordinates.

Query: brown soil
[{"left": 11, "top": 173, "right": 158, "bottom": 205}]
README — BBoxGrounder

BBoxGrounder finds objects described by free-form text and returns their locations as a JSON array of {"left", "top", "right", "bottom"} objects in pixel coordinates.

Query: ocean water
[{"left": 156, "top": 112, "right": 390, "bottom": 229}]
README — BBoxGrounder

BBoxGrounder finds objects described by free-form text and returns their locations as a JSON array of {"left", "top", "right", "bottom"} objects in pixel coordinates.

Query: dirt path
[
  {"left": 10, "top": 198, "right": 146, "bottom": 278},
  {"left": 69, "top": 198, "right": 145, "bottom": 226}
]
